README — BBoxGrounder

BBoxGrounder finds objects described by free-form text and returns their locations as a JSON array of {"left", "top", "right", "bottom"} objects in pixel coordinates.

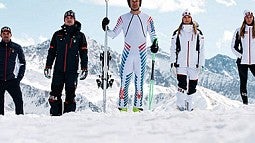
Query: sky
[{"left": 1, "top": 0, "right": 255, "bottom": 59}]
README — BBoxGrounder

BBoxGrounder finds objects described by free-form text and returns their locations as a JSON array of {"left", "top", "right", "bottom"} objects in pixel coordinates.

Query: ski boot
[
  {"left": 64, "top": 100, "right": 76, "bottom": 113},
  {"left": 241, "top": 92, "right": 248, "bottom": 105},
  {"left": 185, "top": 95, "right": 193, "bottom": 111},
  {"left": 48, "top": 96, "right": 62, "bottom": 116},
  {"left": 176, "top": 88, "right": 187, "bottom": 111},
  {"left": 118, "top": 107, "right": 128, "bottom": 112},
  {"left": 132, "top": 107, "right": 143, "bottom": 112}
]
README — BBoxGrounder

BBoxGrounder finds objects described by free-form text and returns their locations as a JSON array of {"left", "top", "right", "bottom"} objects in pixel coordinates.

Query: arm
[
  {"left": 198, "top": 31, "right": 205, "bottom": 67},
  {"left": 170, "top": 32, "right": 177, "bottom": 64},
  {"left": 79, "top": 33, "right": 88, "bottom": 70},
  {"left": 45, "top": 32, "right": 57, "bottom": 68},
  {"left": 107, "top": 16, "right": 123, "bottom": 39},
  {"left": 231, "top": 28, "right": 242, "bottom": 58},
  {"left": 147, "top": 16, "right": 157, "bottom": 43},
  {"left": 17, "top": 45, "right": 26, "bottom": 80}
]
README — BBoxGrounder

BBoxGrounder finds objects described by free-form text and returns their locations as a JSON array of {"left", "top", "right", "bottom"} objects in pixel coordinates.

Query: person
[
  {"left": 44, "top": 10, "right": 88, "bottom": 116},
  {"left": 231, "top": 10, "right": 255, "bottom": 105},
  {"left": 101, "top": 0, "right": 159, "bottom": 112},
  {"left": 170, "top": 9, "right": 205, "bottom": 111},
  {"left": 0, "top": 26, "right": 26, "bottom": 115}
]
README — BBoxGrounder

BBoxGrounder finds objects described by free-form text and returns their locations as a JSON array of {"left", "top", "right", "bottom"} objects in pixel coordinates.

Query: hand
[
  {"left": 170, "top": 63, "right": 177, "bottom": 76},
  {"left": 150, "top": 39, "right": 159, "bottom": 53},
  {"left": 102, "top": 17, "right": 110, "bottom": 31},
  {"left": 44, "top": 68, "right": 51, "bottom": 79},
  {"left": 80, "top": 69, "right": 88, "bottom": 80}
]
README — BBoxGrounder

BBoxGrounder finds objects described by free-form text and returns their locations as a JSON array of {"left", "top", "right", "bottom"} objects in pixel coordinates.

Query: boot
[
  {"left": 132, "top": 107, "right": 143, "bottom": 112},
  {"left": 185, "top": 95, "right": 193, "bottom": 111},
  {"left": 241, "top": 93, "right": 248, "bottom": 105},
  {"left": 64, "top": 101, "right": 76, "bottom": 113},
  {"left": 176, "top": 88, "right": 187, "bottom": 111},
  {"left": 49, "top": 96, "right": 62, "bottom": 116}
]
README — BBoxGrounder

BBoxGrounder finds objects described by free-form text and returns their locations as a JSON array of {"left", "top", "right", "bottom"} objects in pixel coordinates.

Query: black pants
[
  {"left": 50, "top": 72, "right": 78, "bottom": 102},
  {"left": 177, "top": 74, "right": 198, "bottom": 95},
  {"left": 0, "top": 79, "right": 23, "bottom": 115},
  {"left": 49, "top": 72, "right": 78, "bottom": 115},
  {"left": 237, "top": 64, "right": 255, "bottom": 94}
]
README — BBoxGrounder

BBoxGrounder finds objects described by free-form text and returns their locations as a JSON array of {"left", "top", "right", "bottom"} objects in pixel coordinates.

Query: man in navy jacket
[{"left": 0, "top": 26, "right": 26, "bottom": 115}]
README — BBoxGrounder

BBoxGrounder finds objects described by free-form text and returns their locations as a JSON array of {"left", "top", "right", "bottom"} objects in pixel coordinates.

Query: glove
[
  {"left": 80, "top": 69, "right": 88, "bottom": 80},
  {"left": 102, "top": 17, "right": 110, "bottom": 31},
  {"left": 170, "top": 63, "right": 177, "bottom": 76},
  {"left": 150, "top": 39, "right": 159, "bottom": 53},
  {"left": 44, "top": 68, "right": 51, "bottom": 79}
]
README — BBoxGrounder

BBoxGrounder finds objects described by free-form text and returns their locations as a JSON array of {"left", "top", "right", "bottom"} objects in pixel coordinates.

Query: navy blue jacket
[
  {"left": 46, "top": 21, "right": 88, "bottom": 73},
  {"left": 0, "top": 40, "right": 26, "bottom": 81}
]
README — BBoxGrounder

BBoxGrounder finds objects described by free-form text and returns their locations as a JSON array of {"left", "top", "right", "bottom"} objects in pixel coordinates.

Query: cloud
[
  {"left": 85, "top": 0, "right": 206, "bottom": 14},
  {"left": 216, "top": 30, "right": 234, "bottom": 55},
  {"left": 0, "top": 3, "right": 6, "bottom": 9},
  {"left": 12, "top": 35, "right": 36, "bottom": 47},
  {"left": 215, "top": 0, "right": 237, "bottom": 7}
]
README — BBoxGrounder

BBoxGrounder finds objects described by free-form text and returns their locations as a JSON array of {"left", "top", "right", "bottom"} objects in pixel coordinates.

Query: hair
[
  {"left": 176, "top": 22, "right": 197, "bottom": 36},
  {"left": 127, "top": 0, "right": 142, "bottom": 7},
  {"left": 240, "top": 17, "right": 255, "bottom": 39}
]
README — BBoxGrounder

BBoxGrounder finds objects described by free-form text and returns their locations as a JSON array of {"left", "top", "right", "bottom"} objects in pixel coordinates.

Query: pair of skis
[
  {"left": 96, "top": 0, "right": 114, "bottom": 113},
  {"left": 97, "top": 0, "right": 156, "bottom": 112}
]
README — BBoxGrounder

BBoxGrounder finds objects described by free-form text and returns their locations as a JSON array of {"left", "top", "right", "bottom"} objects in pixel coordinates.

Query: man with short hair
[
  {"left": 44, "top": 10, "right": 88, "bottom": 116},
  {"left": 0, "top": 26, "right": 26, "bottom": 115},
  {"left": 101, "top": 0, "right": 159, "bottom": 112}
]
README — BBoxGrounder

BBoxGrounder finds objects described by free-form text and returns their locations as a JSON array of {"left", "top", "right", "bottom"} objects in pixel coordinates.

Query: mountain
[{"left": 5, "top": 37, "right": 253, "bottom": 114}]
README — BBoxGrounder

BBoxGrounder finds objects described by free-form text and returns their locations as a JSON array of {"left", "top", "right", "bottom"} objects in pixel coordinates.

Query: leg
[
  {"left": 176, "top": 74, "right": 187, "bottom": 110},
  {"left": 237, "top": 64, "right": 248, "bottom": 104},
  {"left": 64, "top": 72, "right": 78, "bottom": 113},
  {"left": 185, "top": 68, "right": 199, "bottom": 111},
  {"left": 133, "top": 46, "right": 147, "bottom": 110},
  {"left": 0, "top": 81, "right": 5, "bottom": 115},
  {"left": 6, "top": 79, "right": 23, "bottom": 115},
  {"left": 49, "top": 73, "right": 64, "bottom": 116},
  {"left": 118, "top": 45, "right": 133, "bottom": 110}
]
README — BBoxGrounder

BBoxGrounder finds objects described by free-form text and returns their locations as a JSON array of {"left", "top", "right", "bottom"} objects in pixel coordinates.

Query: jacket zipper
[
  {"left": 187, "top": 41, "right": 190, "bottom": 67},
  {"left": 4, "top": 44, "right": 8, "bottom": 81},
  {"left": 64, "top": 44, "right": 68, "bottom": 72},
  {"left": 249, "top": 27, "right": 251, "bottom": 64}
]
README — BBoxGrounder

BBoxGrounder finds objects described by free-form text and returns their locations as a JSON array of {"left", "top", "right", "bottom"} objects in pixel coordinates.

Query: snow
[
  {"left": 1, "top": 105, "right": 255, "bottom": 143},
  {"left": 1, "top": 80, "right": 255, "bottom": 143}
]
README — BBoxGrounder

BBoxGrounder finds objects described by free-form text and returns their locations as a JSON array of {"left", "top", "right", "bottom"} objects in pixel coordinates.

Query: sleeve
[
  {"left": 170, "top": 32, "right": 177, "bottom": 64},
  {"left": 79, "top": 33, "right": 88, "bottom": 70},
  {"left": 17, "top": 46, "right": 26, "bottom": 80},
  {"left": 231, "top": 28, "right": 242, "bottom": 58},
  {"left": 147, "top": 16, "right": 157, "bottom": 43},
  {"left": 45, "top": 32, "right": 57, "bottom": 68},
  {"left": 107, "top": 16, "right": 123, "bottom": 39},
  {"left": 199, "top": 32, "right": 205, "bottom": 67}
]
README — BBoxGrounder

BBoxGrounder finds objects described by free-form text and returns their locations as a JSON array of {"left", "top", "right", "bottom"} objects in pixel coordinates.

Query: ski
[
  {"left": 96, "top": 0, "right": 114, "bottom": 113},
  {"left": 148, "top": 53, "right": 155, "bottom": 110}
]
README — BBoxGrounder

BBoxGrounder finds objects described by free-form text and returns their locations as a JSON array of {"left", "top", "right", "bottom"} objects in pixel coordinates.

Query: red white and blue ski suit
[{"left": 107, "top": 12, "right": 157, "bottom": 108}]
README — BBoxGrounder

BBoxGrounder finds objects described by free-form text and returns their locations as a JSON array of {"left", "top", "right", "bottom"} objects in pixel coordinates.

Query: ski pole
[{"left": 148, "top": 53, "right": 155, "bottom": 110}]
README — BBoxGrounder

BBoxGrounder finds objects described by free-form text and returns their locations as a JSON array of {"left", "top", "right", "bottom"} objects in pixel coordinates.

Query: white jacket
[
  {"left": 231, "top": 25, "right": 255, "bottom": 65},
  {"left": 170, "top": 25, "right": 205, "bottom": 68}
]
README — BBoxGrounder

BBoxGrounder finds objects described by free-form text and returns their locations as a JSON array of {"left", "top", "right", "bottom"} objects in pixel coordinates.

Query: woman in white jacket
[
  {"left": 231, "top": 10, "right": 255, "bottom": 105},
  {"left": 170, "top": 9, "right": 205, "bottom": 111}
]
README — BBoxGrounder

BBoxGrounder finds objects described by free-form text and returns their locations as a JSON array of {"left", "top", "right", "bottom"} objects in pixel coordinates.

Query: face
[
  {"left": 64, "top": 16, "right": 75, "bottom": 26},
  {"left": 182, "top": 16, "right": 192, "bottom": 24},
  {"left": 1, "top": 31, "right": 12, "bottom": 43},
  {"left": 245, "top": 15, "right": 254, "bottom": 25},
  {"left": 130, "top": 0, "right": 140, "bottom": 11}
]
